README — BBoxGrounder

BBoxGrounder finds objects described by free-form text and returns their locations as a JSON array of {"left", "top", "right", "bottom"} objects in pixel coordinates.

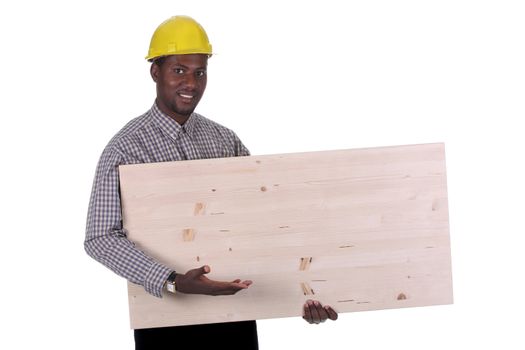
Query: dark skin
[
  {"left": 152, "top": 54, "right": 338, "bottom": 324},
  {"left": 150, "top": 54, "right": 208, "bottom": 125}
]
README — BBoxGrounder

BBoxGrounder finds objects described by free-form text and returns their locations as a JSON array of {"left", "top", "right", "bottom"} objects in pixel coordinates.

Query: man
[{"left": 85, "top": 15, "right": 338, "bottom": 349}]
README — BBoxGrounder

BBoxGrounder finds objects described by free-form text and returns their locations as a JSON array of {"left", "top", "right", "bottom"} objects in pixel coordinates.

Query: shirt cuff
[{"left": 143, "top": 262, "right": 173, "bottom": 298}]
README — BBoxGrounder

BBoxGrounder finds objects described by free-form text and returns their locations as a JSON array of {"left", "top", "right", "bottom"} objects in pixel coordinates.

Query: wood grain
[{"left": 119, "top": 143, "right": 453, "bottom": 329}]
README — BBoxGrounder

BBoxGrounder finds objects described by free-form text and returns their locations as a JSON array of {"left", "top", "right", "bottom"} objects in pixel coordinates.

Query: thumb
[{"left": 187, "top": 265, "right": 211, "bottom": 278}]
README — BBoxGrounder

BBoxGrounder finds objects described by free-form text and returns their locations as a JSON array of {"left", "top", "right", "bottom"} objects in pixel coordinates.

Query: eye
[
  {"left": 196, "top": 70, "right": 206, "bottom": 78},
  {"left": 173, "top": 68, "right": 184, "bottom": 74}
]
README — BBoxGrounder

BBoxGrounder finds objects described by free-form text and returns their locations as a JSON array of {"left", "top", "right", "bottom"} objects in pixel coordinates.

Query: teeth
[{"left": 179, "top": 93, "right": 193, "bottom": 99}]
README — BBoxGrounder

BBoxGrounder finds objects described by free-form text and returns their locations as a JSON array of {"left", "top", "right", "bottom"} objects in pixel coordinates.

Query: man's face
[{"left": 151, "top": 54, "right": 208, "bottom": 124}]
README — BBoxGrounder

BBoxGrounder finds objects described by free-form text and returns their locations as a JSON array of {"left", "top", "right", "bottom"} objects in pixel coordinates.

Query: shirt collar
[{"left": 150, "top": 102, "right": 198, "bottom": 139}]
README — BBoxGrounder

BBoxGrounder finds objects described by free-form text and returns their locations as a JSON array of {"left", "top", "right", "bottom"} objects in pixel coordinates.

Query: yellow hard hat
[{"left": 145, "top": 15, "right": 213, "bottom": 61}]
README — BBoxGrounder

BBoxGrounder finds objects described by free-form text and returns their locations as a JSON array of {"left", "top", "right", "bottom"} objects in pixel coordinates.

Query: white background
[{"left": 1, "top": 0, "right": 524, "bottom": 349}]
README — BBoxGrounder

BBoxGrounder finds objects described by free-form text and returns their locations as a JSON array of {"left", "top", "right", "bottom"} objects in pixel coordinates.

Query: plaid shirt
[{"left": 85, "top": 103, "right": 250, "bottom": 297}]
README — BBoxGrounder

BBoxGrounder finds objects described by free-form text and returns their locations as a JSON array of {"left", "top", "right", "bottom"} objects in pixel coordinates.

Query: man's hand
[
  {"left": 303, "top": 299, "right": 338, "bottom": 324},
  {"left": 175, "top": 265, "right": 253, "bottom": 296}
]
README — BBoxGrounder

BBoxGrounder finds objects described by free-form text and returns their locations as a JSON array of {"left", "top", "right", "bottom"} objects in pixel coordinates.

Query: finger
[
  {"left": 308, "top": 300, "right": 322, "bottom": 324},
  {"left": 214, "top": 282, "right": 250, "bottom": 295},
  {"left": 313, "top": 301, "right": 329, "bottom": 322},
  {"left": 187, "top": 265, "right": 210, "bottom": 279},
  {"left": 228, "top": 280, "right": 250, "bottom": 288},
  {"left": 324, "top": 305, "right": 338, "bottom": 321},
  {"left": 313, "top": 302, "right": 329, "bottom": 323},
  {"left": 303, "top": 300, "right": 313, "bottom": 323},
  {"left": 230, "top": 279, "right": 252, "bottom": 287},
  {"left": 232, "top": 280, "right": 252, "bottom": 290}
]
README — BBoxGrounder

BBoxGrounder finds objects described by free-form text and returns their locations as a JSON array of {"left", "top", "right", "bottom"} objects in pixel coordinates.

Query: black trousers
[{"left": 134, "top": 320, "right": 258, "bottom": 350}]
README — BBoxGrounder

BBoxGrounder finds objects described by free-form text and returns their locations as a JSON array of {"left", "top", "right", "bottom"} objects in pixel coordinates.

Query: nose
[{"left": 183, "top": 73, "right": 198, "bottom": 89}]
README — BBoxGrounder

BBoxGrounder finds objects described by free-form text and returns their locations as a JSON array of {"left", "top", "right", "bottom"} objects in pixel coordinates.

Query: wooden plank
[{"left": 119, "top": 143, "right": 453, "bottom": 329}]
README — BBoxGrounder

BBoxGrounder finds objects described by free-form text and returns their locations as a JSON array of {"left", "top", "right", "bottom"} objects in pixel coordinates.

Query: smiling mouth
[{"left": 178, "top": 92, "right": 195, "bottom": 100}]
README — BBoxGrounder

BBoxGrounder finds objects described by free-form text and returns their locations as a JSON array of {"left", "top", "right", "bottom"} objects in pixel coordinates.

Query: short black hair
[{"left": 152, "top": 56, "right": 167, "bottom": 67}]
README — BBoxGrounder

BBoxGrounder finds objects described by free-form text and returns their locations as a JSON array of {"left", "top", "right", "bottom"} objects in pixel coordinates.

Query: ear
[{"left": 150, "top": 62, "right": 159, "bottom": 83}]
